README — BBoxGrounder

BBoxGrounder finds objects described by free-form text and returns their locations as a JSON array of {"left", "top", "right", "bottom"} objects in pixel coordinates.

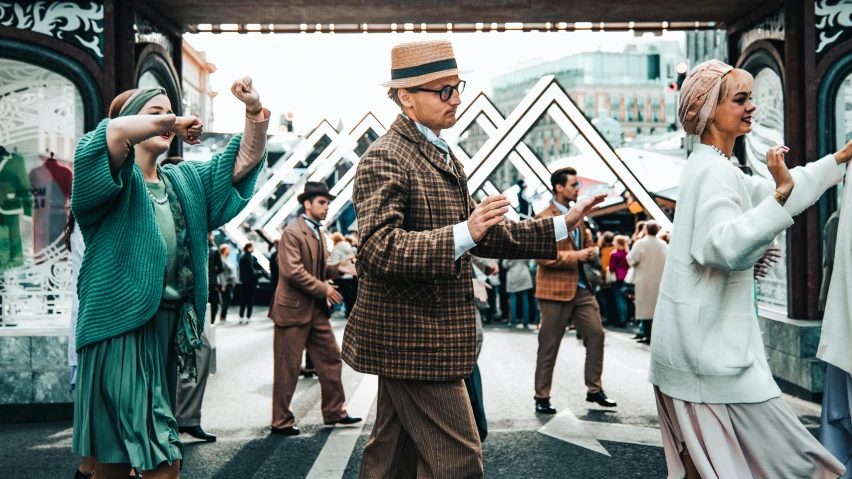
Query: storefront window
[
  {"left": 0, "top": 58, "right": 85, "bottom": 328},
  {"left": 744, "top": 67, "right": 787, "bottom": 311}
]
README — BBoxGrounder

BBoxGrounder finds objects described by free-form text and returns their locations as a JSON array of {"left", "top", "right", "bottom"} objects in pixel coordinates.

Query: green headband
[{"left": 119, "top": 87, "right": 167, "bottom": 117}]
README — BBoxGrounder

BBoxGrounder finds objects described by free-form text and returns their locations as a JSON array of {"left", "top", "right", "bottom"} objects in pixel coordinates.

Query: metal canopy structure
[{"left": 148, "top": 0, "right": 764, "bottom": 28}]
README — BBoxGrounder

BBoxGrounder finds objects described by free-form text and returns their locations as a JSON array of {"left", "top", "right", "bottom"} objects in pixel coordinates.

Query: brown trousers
[
  {"left": 271, "top": 307, "right": 347, "bottom": 428},
  {"left": 535, "top": 288, "right": 604, "bottom": 398},
  {"left": 359, "top": 377, "right": 483, "bottom": 479}
]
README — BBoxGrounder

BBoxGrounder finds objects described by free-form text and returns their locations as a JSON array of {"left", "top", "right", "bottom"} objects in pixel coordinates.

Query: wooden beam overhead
[{"left": 147, "top": 0, "right": 759, "bottom": 28}]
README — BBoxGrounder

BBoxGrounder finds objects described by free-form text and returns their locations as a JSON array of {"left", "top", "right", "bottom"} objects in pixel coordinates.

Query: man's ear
[{"left": 398, "top": 89, "right": 415, "bottom": 109}]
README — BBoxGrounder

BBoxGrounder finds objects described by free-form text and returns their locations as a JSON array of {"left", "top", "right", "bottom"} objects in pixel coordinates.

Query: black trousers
[
  {"left": 239, "top": 282, "right": 258, "bottom": 318},
  {"left": 337, "top": 277, "right": 358, "bottom": 318},
  {"left": 209, "top": 285, "right": 221, "bottom": 324},
  {"left": 220, "top": 285, "right": 233, "bottom": 320}
]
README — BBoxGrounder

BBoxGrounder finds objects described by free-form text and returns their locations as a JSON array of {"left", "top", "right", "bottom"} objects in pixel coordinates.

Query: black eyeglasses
[{"left": 415, "top": 81, "right": 466, "bottom": 102}]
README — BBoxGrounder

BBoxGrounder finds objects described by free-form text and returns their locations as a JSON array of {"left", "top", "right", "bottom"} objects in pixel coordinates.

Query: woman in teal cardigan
[{"left": 71, "top": 77, "right": 269, "bottom": 478}]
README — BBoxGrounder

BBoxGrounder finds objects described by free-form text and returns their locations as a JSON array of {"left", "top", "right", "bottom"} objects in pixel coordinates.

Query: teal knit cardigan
[{"left": 71, "top": 119, "right": 265, "bottom": 351}]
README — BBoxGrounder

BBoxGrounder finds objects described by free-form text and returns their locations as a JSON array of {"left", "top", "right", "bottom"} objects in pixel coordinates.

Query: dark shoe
[
  {"left": 75, "top": 470, "right": 93, "bottom": 479},
  {"left": 179, "top": 425, "right": 217, "bottom": 442},
  {"left": 631, "top": 334, "right": 643, "bottom": 339},
  {"left": 535, "top": 398, "right": 557, "bottom": 414},
  {"left": 637, "top": 337, "right": 651, "bottom": 344},
  {"left": 300, "top": 368, "right": 316, "bottom": 378},
  {"left": 586, "top": 390, "right": 617, "bottom": 407},
  {"left": 270, "top": 426, "right": 300, "bottom": 436},
  {"left": 325, "top": 415, "right": 362, "bottom": 426}
]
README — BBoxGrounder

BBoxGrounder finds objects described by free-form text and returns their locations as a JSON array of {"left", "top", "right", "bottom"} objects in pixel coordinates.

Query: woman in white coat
[
  {"left": 650, "top": 59, "right": 851, "bottom": 478},
  {"left": 626, "top": 221, "right": 667, "bottom": 344}
]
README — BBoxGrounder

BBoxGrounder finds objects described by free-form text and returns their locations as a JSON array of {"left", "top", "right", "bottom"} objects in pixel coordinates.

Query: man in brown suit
[
  {"left": 342, "top": 40, "right": 606, "bottom": 478},
  {"left": 269, "top": 182, "right": 360, "bottom": 436},
  {"left": 533, "top": 167, "right": 617, "bottom": 416}
]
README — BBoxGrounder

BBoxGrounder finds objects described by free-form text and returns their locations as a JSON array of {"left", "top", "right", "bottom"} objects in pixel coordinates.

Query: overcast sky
[{"left": 185, "top": 30, "right": 685, "bottom": 134}]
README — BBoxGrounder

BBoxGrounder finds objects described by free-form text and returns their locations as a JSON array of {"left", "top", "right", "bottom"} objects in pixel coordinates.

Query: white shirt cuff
[
  {"left": 553, "top": 215, "right": 569, "bottom": 241},
  {"left": 454, "top": 221, "right": 477, "bottom": 260}
]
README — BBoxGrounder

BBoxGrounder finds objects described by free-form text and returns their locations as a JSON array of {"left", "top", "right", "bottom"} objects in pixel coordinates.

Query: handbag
[
  {"left": 583, "top": 255, "right": 603, "bottom": 291},
  {"left": 624, "top": 267, "right": 635, "bottom": 285}
]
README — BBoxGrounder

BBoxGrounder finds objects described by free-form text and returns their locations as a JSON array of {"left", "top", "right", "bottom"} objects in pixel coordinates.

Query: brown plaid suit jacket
[
  {"left": 534, "top": 203, "right": 594, "bottom": 302},
  {"left": 341, "top": 115, "right": 558, "bottom": 381}
]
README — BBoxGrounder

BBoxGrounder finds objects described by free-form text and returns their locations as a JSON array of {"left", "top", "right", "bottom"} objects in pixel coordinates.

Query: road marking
[
  {"left": 305, "top": 374, "right": 379, "bottom": 479},
  {"left": 539, "top": 406, "right": 663, "bottom": 456}
]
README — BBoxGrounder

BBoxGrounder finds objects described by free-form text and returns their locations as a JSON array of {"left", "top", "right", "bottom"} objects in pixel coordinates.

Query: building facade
[
  {"left": 459, "top": 42, "right": 684, "bottom": 191},
  {"left": 182, "top": 41, "right": 217, "bottom": 130}
]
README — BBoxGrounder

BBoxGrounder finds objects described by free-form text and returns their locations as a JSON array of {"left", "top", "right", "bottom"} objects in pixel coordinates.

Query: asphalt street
[{"left": 2, "top": 307, "right": 825, "bottom": 478}]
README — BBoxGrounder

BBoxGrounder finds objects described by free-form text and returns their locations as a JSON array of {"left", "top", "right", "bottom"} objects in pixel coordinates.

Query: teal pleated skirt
[{"left": 72, "top": 305, "right": 183, "bottom": 470}]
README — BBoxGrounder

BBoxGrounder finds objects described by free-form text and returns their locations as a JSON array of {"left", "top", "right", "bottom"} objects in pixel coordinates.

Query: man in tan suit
[
  {"left": 534, "top": 167, "right": 617, "bottom": 415},
  {"left": 269, "top": 182, "right": 360, "bottom": 436}
]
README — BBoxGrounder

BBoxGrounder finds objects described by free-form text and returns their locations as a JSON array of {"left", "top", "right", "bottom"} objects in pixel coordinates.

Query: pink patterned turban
[{"left": 678, "top": 60, "right": 734, "bottom": 136}]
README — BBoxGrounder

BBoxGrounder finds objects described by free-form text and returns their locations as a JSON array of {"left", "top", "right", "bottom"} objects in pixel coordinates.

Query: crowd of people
[
  {"left": 475, "top": 217, "right": 669, "bottom": 347},
  {"left": 63, "top": 39, "right": 852, "bottom": 479}
]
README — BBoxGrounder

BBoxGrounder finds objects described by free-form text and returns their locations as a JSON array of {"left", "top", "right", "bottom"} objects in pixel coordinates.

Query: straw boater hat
[{"left": 380, "top": 40, "right": 472, "bottom": 88}]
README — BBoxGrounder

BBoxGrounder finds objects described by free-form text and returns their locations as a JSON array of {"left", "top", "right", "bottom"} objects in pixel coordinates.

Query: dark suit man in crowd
[
  {"left": 342, "top": 39, "right": 605, "bottom": 478},
  {"left": 269, "top": 182, "right": 360, "bottom": 436},
  {"left": 208, "top": 233, "right": 223, "bottom": 324},
  {"left": 238, "top": 241, "right": 267, "bottom": 324}
]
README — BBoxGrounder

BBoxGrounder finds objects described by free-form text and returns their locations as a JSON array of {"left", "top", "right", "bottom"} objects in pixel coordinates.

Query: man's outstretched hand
[
  {"left": 564, "top": 194, "right": 608, "bottom": 230},
  {"left": 468, "top": 195, "right": 511, "bottom": 243},
  {"left": 338, "top": 259, "right": 357, "bottom": 276}
]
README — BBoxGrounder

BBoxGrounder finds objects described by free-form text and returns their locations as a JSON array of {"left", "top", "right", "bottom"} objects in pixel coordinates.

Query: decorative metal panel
[
  {"left": 134, "top": 11, "right": 173, "bottom": 57},
  {"left": 743, "top": 68, "right": 787, "bottom": 310},
  {"left": 816, "top": 0, "right": 852, "bottom": 62},
  {"left": 0, "top": 1, "right": 104, "bottom": 65},
  {"left": 737, "top": 9, "right": 784, "bottom": 57}
]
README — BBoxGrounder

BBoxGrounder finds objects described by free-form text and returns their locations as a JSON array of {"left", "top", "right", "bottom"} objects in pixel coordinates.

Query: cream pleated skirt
[{"left": 654, "top": 386, "right": 845, "bottom": 479}]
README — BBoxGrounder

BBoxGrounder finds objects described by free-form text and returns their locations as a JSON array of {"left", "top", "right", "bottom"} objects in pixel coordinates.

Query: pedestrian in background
[
  {"left": 632, "top": 220, "right": 647, "bottom": 243},
  {"left": 331, "top": 232, "right": 358, "bottom": 318},
  {"left": 534, "top": 167, "right": 616, "bottom": 415},
  {"left": 268, "top": 239, "right": 280, "bottom": 297},
  {"left": 218, "top": 244, "right": 237, "bottom": 322},
  {"left": 238, "top": 242, "right": 266, "bottom": 324},
  {"left": 627, "top": 221, "right": 667, "bottom": 344},
  {"left": 502, "top": 259, "right": 534, "bottom": 328},
  {"left": 208, "top": 232, "right": 223, "bottom": 324},
  {"left": 609, "top": 235, "right": 631, "bottom": 327},
  {"left": 269, "top": 182, "right": 360, "bottom": 436},
  {"left": 597, "top": 232, "right": 618, "bottom": 325}
]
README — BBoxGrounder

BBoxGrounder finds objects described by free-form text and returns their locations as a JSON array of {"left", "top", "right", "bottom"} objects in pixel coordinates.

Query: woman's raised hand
[
  {"left": 171, "top": 116, "right": 203, "bottom": 145},
  {"left": 231, "top": 76, "right": 260, "bottom": 111},
  {"left": 766, "top": 145, "right": 793, "bottom": 197},
  {"left": 834, "top": 138, "right": 852, "bottom": 165}
]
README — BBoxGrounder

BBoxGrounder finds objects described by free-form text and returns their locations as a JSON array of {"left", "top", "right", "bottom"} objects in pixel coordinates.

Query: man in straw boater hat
[
  {"left": 268, "top": 181, "right": 360, "bottom": 436},
  {"left": 342, "top": 39, "right": 606, "bottom": 477}
]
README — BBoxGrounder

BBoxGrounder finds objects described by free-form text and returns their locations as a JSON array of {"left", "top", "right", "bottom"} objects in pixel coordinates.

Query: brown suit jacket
[
  {"left": 535, "top": 203, "right": 594, "bottom": 302},
  {"left": 270, "top": 216, "right": 341, "bottom": 327},
  {"left": 341, "top": 115, "right": 558, "bottom": 381}
]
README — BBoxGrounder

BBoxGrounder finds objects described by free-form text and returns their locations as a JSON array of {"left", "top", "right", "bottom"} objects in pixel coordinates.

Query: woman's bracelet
[{"left": 246, "top": 103, "right": 263, "bottom": 116}]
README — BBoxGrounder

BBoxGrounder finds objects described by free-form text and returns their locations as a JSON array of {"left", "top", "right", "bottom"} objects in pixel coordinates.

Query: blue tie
[{"left": 432, "top": 138, "right": 451, "bottom": 164}]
